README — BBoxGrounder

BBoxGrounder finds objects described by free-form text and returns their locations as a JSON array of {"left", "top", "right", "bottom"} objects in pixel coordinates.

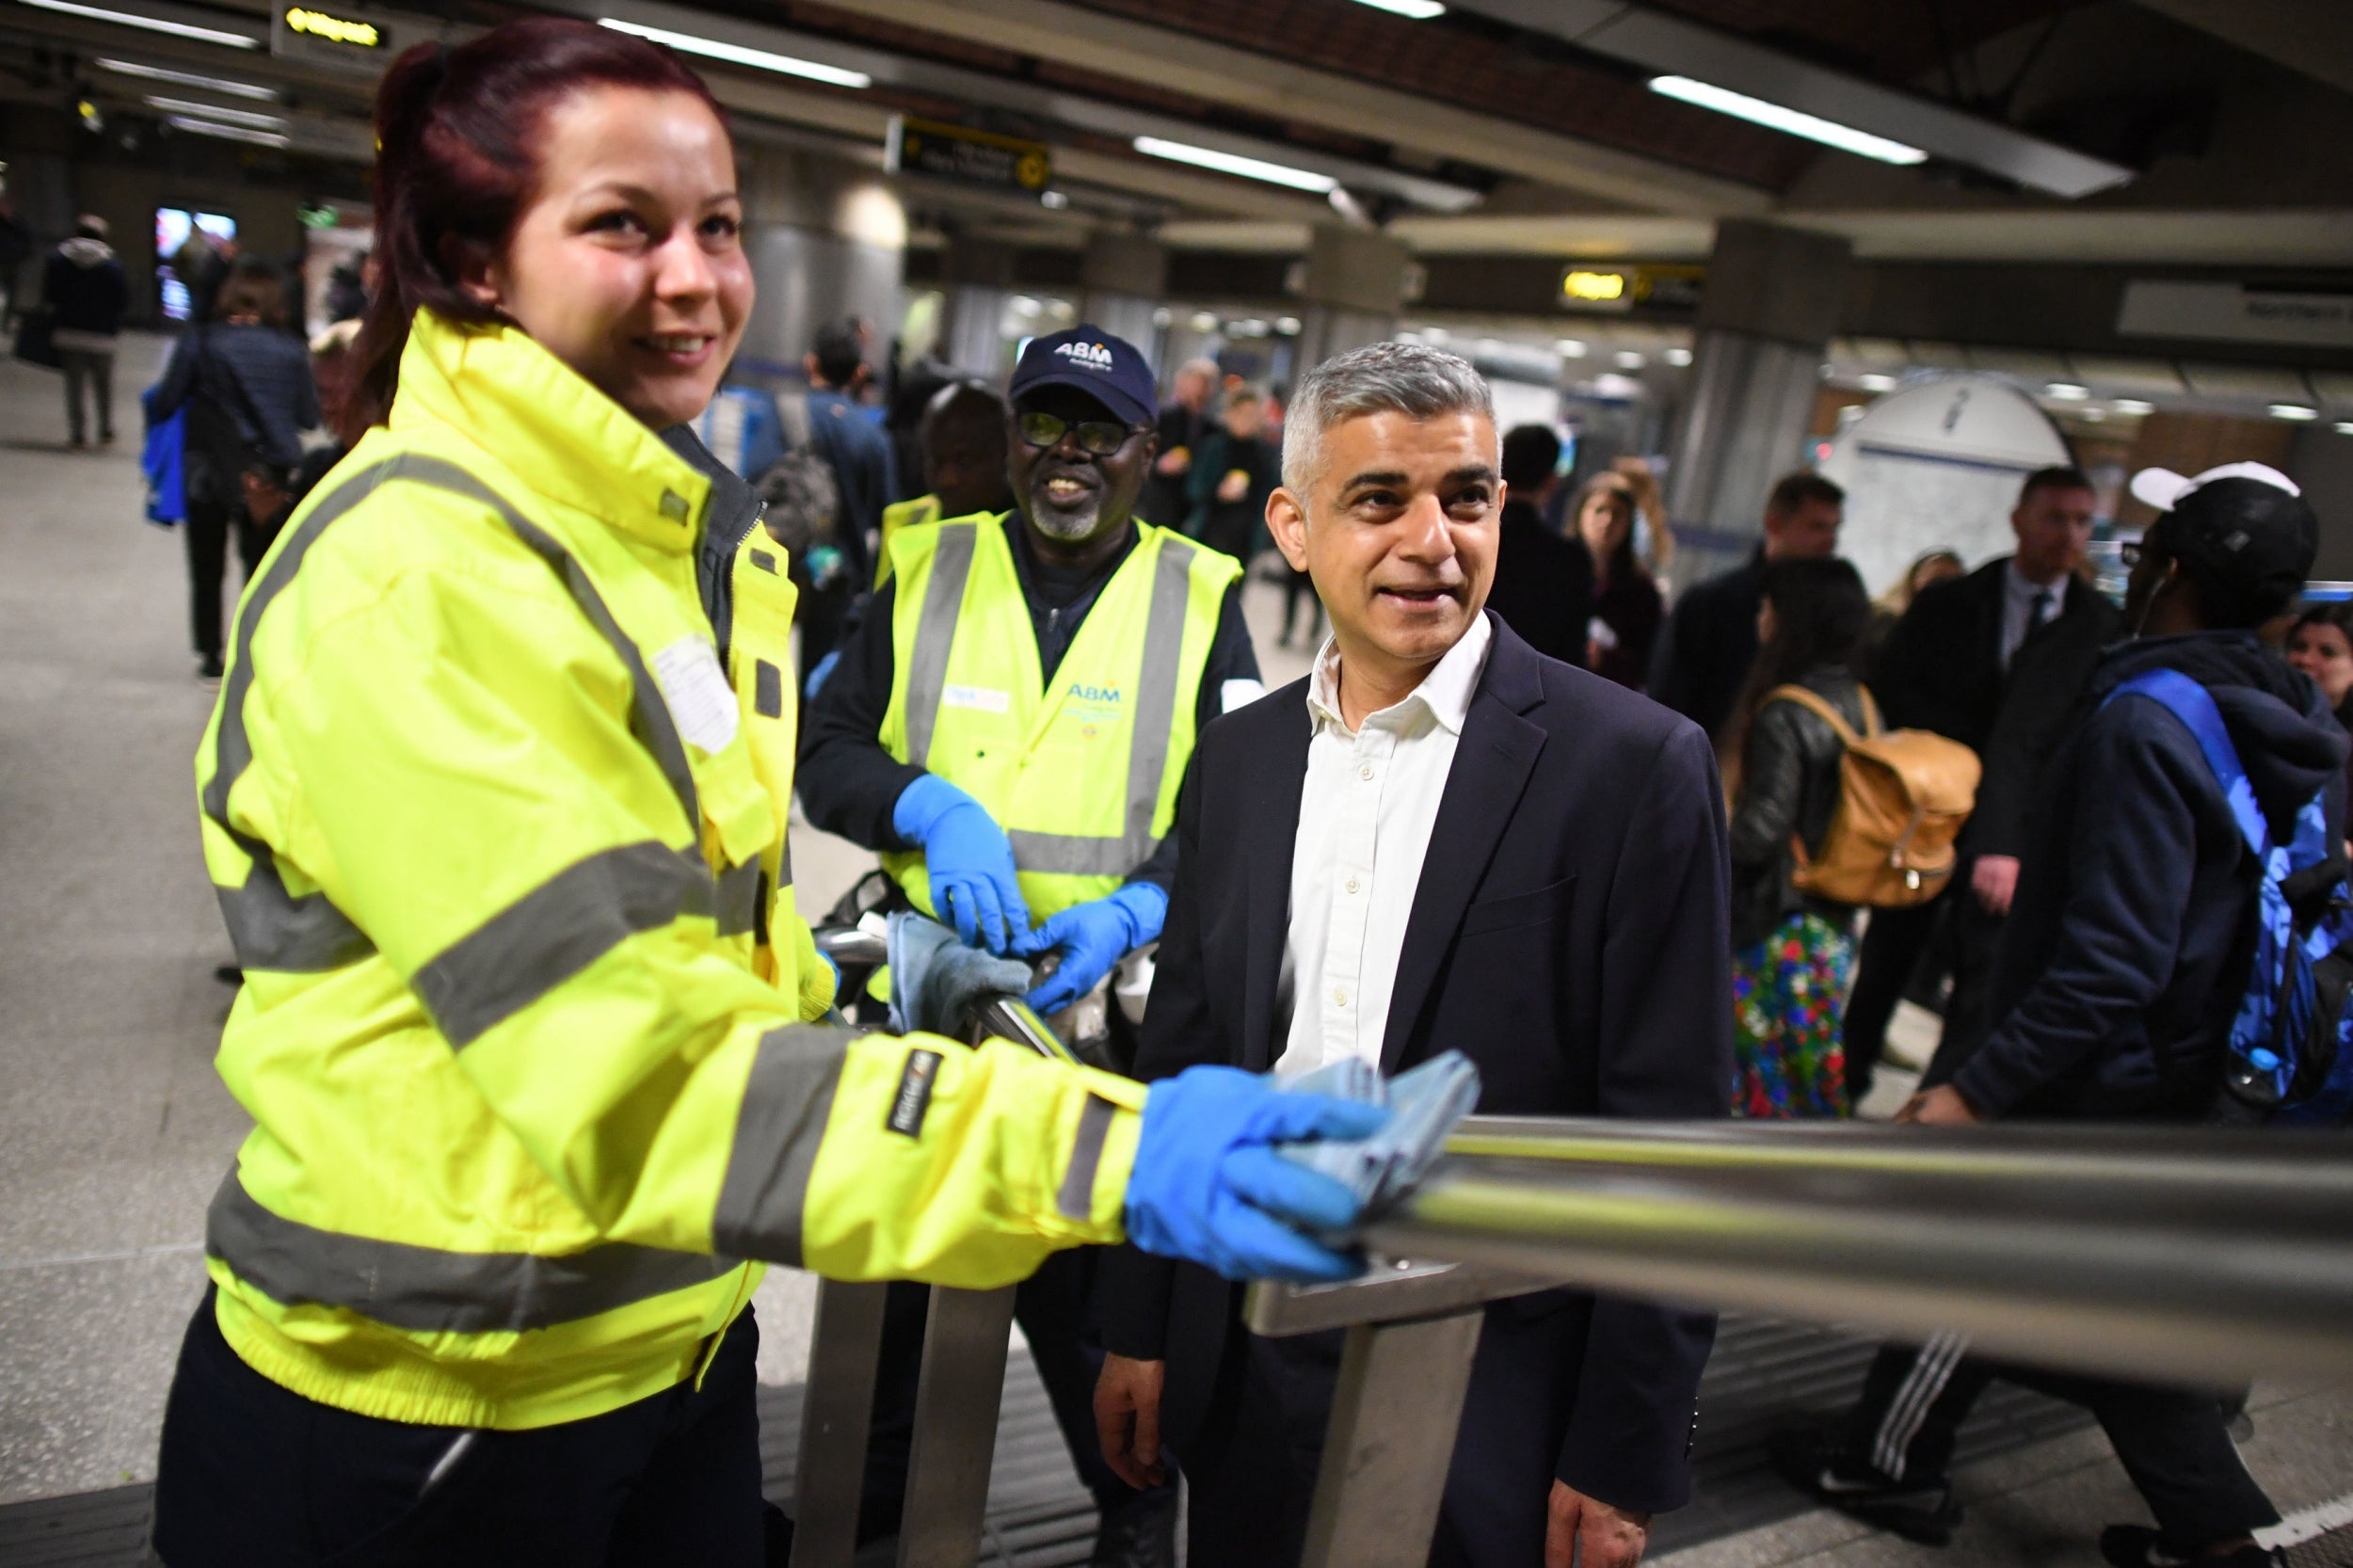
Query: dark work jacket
[
  {"left": 1484, "top": 499, "right": 1593, "bottom": 668},
  {"left": 804, "top": 388, "right": 892, "bottom": 586},
  {"left": 1647, "top": 549, "right": 1769, "bottom": 739},
  {"left": 1727, "top": 666, "right": 1866, "bottom": 951},
  {"left": 1141, "top": 401, "right": 1211, "bottom": 530},
  {"left": 1590, "top": 560, "right": 1664, "bottom": 691},
  {"left": 1954, "top": 632, "right": 2347, "bottom": 1121},
  {"left": 43, "top": 237, "right": 128, "bottom": 339},
  {"left": 795, "top": 516, "right": 1259, "bottom": 894},
  {"left": 1182, "top": 428, "right": 1279, "bottom": 563},
  {"left": 1098, "top": 617, "right": 1732, "bottom": 1529}
]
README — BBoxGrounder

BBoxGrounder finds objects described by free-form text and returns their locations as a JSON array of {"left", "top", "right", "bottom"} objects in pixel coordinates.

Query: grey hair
[{"left": 1280, "top": 341, "right": 1496, "bottom": 493}]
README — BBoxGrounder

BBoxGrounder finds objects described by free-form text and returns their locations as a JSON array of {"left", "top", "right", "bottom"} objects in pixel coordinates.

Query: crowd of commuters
[{"left": 49, "top": 19, "right": 2328, "bottom": 1568}]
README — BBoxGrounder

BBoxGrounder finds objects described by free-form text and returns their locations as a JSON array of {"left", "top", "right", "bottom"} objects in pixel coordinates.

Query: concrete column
[
  {"left": 1664, "top": 220, "right": 1851, "bottom": 584},
  {"left": 1293, "top": 225, "right": 1410, "bottom": 373},
  {"left": 736, "top": 147, "right": 906, "bottom": 378},
  {"left": 936, "top": 238, "right": 1017, "bottom": 378},
  {"left": 1080, "top": 232, "right": 1168, "bottom": 367}
]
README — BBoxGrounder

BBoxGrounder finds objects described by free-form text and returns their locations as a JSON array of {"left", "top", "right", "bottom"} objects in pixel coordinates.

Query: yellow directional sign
[{"left": 887, "top": 116, "right": 1053, "bottom": 195}]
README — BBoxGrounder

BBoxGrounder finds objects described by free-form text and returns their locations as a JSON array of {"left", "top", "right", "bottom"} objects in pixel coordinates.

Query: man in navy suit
[{"left": 1092, "top": 342, "right": 1732, "bottom": 1568}]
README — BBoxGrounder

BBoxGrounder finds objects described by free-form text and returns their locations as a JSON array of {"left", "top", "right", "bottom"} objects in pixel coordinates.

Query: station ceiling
[{"left": 1, "top": 0, "right": 2348, "bottom": 268}]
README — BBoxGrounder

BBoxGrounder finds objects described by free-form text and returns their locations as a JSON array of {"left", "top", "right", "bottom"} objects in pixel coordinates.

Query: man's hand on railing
[
  {"left": 1124, "top": 1064, "right": 1390, "bottom": 1282},
  {"left": 1017, "top": 882, "right": 1166, "bottom": 1016},
  {"left": 1094, "top": 1352, "right": 1167, "bottom": 1490},
  {"left": 1548, "top": 1483, "right": 1651, "bottom": 1568}
]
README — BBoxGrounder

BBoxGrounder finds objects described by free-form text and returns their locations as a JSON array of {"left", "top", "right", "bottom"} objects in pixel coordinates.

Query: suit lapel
[
  {"left": 1379, "top": 624, "right": 1547, "bottom": 1072},
  {"left": 1242, "top": 696, "right": 1313, "bottom": 1071}
]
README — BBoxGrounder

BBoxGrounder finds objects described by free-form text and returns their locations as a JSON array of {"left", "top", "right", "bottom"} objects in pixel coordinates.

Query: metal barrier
[{"left": 785, "top": 944, "right": 2353, "bottom": 1567}]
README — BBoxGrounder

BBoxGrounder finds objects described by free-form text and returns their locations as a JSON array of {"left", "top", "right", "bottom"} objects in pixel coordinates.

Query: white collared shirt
[
  {"left": 1274, "top": 616, "right": 1495, "bottom": 1075},
  {"left": 2000, "top": 561, "right": 2064, "bottom": 671}
]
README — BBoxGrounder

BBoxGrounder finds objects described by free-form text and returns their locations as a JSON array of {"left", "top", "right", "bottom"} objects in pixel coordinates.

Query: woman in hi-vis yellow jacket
[{"left": 149, "top": 21, "right": 1381, "bottom": 1567}]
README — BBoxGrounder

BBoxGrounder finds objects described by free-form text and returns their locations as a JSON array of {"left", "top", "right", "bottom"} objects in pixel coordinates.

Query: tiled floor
[{"left": 0, "top": 340, "right": 2343, "bottom": 1566}]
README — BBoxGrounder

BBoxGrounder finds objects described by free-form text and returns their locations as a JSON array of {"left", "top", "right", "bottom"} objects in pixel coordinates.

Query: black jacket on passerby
[
  {"left": 1182, "top": 427, "right": 1278, "bottom": 564},
  {"left": 152, "top": 322, "right": 319, "bottom": 472},
  {"left": 1140, "top": 401, "right": 1211, "bottom": 531},
  {"left": 1649, "top": 547, "right": 1769, "bottom": 739},
  {"left": 1952, "top": 632, "right": 2347, "bottom": 1121},
  {"left": 1873, "top": 561, "right": 2121, "bottom": 803},
  {"left": 1727, "top": 666, "right": 1867, "bottom": 951},
  {"left": 44, "top": 236, "right": 128, "bottom": 341},
  {"left": 1484, "top": 498, "right": 1593, "bottom": 668}
]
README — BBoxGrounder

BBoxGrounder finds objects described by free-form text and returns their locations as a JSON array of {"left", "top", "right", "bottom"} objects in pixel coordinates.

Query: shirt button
[
  {"left": 1333, "top": 987, "right": 1350, "bottom": 1007},
  {"left": 1358, "top": 763, "right": 1374, "bottom": 781},
  {"left": 1345, "top": 877, "right": 1360, "bottom": 894}
]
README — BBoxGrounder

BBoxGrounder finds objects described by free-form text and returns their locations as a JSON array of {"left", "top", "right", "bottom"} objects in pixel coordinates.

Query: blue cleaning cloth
[
  {"left": 886, "top": 910, "right": 1035, "bottom": 1037},
  {"left": 1273, "top": 1050, "right": 1481, "bottom": 1214}
]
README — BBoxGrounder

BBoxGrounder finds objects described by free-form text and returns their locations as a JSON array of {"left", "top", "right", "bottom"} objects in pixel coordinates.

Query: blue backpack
[{"left": 2106, "top": 669, "right": 2353, "bottom": 1125}]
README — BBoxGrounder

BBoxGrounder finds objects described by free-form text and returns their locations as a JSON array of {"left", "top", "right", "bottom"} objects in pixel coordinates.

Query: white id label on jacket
[
  {"left": 650, "top": 636, "right": 740, "bottom": 754},
  {"left": 942, "top": 684, "right": 1011, "bottom": 714}
]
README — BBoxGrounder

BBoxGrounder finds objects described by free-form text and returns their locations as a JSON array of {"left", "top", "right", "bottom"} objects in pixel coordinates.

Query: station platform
[{"left": 0, "top": 339, "right": 2345, "bottom": 1567}]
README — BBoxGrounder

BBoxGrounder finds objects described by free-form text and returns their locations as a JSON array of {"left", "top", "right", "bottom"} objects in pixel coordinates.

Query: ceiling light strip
[
  {"left": 1649, "top": 74, "right": 1925, "bottom": 166},
  {"left": 598, "top": 17, "right": 870, "bottom": 89},
  {"left": 144, "top": 94, "right": 284, "bottom": 128},
  {"left": 1132, "top": 136, "right": 1338, "bottom": 193},
  {"left": 16, "top": 0, "right": 260, "bottom": 48},
  {"left": 1349, "top": 0, "right": 1447, "bottom": 17},
  {"left": 96, "top": 57, "right": 276, "bottom": 98},
  {"left": 166, "top": 113, "right": 286, "bottom": 146}
]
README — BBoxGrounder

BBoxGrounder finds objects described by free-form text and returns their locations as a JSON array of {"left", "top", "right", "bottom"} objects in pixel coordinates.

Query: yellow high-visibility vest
[
  {"left": 876, "top": 491, "right": 941, "bottom": 586},
  {"left": 195, "top": 311, "right": 1143, "bottom": 1432},
  {"left": 875, "top": 513, "right": 1240, "bottom": 925}
]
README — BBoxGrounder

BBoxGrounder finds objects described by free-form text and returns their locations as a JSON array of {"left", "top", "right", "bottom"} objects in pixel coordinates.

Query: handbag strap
[{"left": 1764, "top": 682, "right": 1872, "bottom": 747}]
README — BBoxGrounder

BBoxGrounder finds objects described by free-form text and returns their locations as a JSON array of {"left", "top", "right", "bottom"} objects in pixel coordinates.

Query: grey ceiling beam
[
  {"left": 1443, "top": 0, "right": 2137, "bottom": 200},
  {"left": 2133, "top": 0, "right": 2353, "bottom": 97}
]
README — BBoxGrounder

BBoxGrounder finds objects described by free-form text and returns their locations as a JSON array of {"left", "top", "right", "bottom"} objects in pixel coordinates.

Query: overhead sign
[
  {"left": 272, "top": 5, "right": 411, "bottom": 72},
  {"left": 886, "top": 117, "right": 1051, "bottom": 195},
  {"left": 2118, "top": 280, "right": 2353, "bottom": 350},
  {"left": 1558, "top": 263, "right": 1705, "bottom": 314}
]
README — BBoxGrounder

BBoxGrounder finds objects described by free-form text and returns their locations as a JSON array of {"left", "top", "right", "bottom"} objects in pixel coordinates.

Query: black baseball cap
[
  {"left": 1007, "top": 326, "right": 1157, "bottom": 429},
  {"left": 2132, "top": 462, "right": 2317, "bottom": 615}
]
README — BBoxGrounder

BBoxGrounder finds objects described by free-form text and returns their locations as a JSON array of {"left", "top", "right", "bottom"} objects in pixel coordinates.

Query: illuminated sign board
[
  {"left": 272, "top": 4, "right": 417, "bottom": 73},
  {"left": 1562, "top": 269, "right": 1625, "bottom": 303},
  {"left": 886, "top": 117, "right": 1052, "bottom": 195},
  {"left": 1559, "top": 264, "right": 1705, "bottom": 314}
]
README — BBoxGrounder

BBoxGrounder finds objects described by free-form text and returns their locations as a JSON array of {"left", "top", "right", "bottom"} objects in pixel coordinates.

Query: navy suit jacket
[{"left": 1099, "top": 615, "right": 1733, "bottom": 1527}]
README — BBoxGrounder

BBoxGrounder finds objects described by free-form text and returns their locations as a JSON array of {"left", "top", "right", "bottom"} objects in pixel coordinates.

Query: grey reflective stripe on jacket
[
  {"left": 205, "top": 1023, "right": 868, "bottom": 1326},
  {"left": 204, "top": 455, "right": 760, "bottom": 1005},
  {"left": 206, "top": 1172, "right": 744, "bottom": 1335},
  {"left": 903, "top": 522, "right": 1197, "bottom": 876}
]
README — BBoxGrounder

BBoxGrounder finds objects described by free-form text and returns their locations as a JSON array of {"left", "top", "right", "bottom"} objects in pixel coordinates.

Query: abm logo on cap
[{"left": 1055, "top": 340, "right": 1115, "bottom": 372}]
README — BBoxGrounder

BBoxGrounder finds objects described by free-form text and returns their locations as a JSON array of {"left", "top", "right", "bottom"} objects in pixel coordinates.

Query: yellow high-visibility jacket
[
  {"left": 195, "top": 310, "right": 1144, "bottom": 1432},
  {"left": 875, "top": 491, "right": 940, "bottom": 586},
  {"left": 875, "top": 513, "right": 1240, "bottom": 922}
]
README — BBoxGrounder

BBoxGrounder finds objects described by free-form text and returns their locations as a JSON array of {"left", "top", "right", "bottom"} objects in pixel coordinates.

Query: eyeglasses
[{"left": 1016, "top": 410, "right": 1136, "bottom": 456}]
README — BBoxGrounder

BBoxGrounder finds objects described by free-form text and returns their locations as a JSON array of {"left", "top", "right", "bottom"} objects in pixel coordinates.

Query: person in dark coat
[
  {"left": 1845, "top": 468, "right": 2121, "bottom": 1102},
  {"left": 2286, "top": 600, "right": 2353, "bottom": 802},
  {"left": 1648, "top": 471, "right": 1844, "bottom": 738},
  {"left": 152, "top": 258, "right": 320, "bottom": 680},
  {"left": 1094, "top": 343, "right": 1729, "bottom": 1568},
  {"left": 1573, "top": 466, "right": 1667, "bottom": 689},
  {"left": 45, "top": 216, "right": 130, "bottom": 447},
  {"left": 1140, "top": 357, "right": 1217, "bottom": 529},
  {"left": 1787, "top": 463, "right": 2329, "bottom": 1568},
  {"left": 1720, "top": 558, "right": 1874, "bottom": 1118},
  {"left": 1482, "top": 424, "right": 1592, "bottom": 667},
  {"left": 1183, "top": 385, "right": 1280, "bottom": 565}
]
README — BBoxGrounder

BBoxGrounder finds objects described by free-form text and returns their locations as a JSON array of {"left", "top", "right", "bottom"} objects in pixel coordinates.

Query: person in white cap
[{"left": 1785, "top": 461, "right": 2333, "bottom": 1568}]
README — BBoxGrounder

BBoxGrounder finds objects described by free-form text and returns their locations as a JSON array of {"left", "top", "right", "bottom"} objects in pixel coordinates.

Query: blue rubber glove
[
  {"left": 1020, "top": 883, "right": 1167, "bottom": 1016},
  {"left": 1126, "top": 1065, "right": 1391, "bottom": 1283},
  {"left": 804, "top": 648, "right": 840, "bottom": 701},
  {"left": 891, "top": 775, "right": 1033, "bottom": 954}
]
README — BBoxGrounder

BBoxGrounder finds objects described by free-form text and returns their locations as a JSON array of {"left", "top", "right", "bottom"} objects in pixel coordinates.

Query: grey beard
[{"left": 1030, "top": 495, "right": 1104, "bottom": 539}]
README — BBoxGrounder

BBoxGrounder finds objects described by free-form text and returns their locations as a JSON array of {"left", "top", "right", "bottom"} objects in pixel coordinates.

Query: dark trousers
[
  {"left": 861, "top": 1248, "right": 1156, "bottom": 1542},
  {"left": 59, "top": 346, "right": 113, "bottom": 442},
  {"left": 1924, "top": 888, "right": 2006, "bottom": 1088},
  {"left": 1847, "top": 1338, "right": 2278, "bottom": 1552},
  {"left": 1841, "top": 897, "right": 1945, "bottom": 1104},
  {"left": 1182, "top": 1330, "right": 1342, "bottom": 1568},
  {"left": 185, "top": 495, "right": 279, "bottom": 661},
  {"left": 152, "top": 1287, "right": 769, "bottom": 1568}
]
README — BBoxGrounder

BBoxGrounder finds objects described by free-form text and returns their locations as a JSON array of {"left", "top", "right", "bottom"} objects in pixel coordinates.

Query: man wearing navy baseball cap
[
  {"left": 1796, "top": 459, "right": 2329, "bottom": 1568},
  {"left": 796, "top": 325, "right": 1263, "bottom": 1565}
]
